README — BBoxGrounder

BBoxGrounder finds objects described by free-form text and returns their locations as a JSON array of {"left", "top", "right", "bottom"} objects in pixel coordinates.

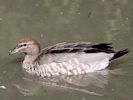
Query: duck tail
[{"left": 110, "top": 49, "right": 129, "bottom": 61}]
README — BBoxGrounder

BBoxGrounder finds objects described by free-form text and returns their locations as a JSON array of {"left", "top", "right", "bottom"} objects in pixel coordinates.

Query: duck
[{"left": 9, "top": 36, "right": 129, "bottom": 77}]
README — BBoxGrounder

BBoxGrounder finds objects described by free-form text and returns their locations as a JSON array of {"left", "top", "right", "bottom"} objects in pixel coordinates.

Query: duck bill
[{"left": 9, "top": 47, "right": 19, "bottom": 55}]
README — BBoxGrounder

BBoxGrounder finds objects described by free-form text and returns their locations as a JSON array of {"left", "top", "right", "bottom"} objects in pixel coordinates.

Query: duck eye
[
  {"left": 19, "top": 44, "right": 27, "bottom": 47},
  {"left": 23, "top": 44, "right": 27, "bottom": 46}
]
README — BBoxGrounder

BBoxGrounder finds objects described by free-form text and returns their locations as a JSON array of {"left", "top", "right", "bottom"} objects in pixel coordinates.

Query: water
[{"left": 0, "top": 0, "right": 133, "bottom": 100}]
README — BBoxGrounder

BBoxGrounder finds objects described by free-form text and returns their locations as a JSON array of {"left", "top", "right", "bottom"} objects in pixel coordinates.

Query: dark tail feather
[{"left": 110, "top": 49, "right": 129, "bottom": 61}]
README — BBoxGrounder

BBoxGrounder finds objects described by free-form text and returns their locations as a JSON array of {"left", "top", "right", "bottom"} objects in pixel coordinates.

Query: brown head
[{"left": 9, "top": 37, "right": 41, "bottom": 56}]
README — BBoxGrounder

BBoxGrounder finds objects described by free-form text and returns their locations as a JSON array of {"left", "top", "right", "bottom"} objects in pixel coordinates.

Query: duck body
[{"left": 9, "top": 37, "right": 129, "bottom": 77}]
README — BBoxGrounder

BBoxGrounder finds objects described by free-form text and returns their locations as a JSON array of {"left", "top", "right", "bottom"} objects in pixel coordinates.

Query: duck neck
[
  {"left": 23, "top": 54, "right": 39, "bottom": 64},
  {"left": 23, "top": 44, "right": 41, "bottom": 64}
]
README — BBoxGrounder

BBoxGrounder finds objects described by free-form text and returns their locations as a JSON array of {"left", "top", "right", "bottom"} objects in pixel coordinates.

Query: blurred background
[{"left": 0, "top": 0, "right": 132, "bottom": 100}]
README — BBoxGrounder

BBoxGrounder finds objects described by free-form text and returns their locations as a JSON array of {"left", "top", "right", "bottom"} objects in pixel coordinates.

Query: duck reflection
[{"left": 13, "top": 69, "right": 122, "bottom": 96}]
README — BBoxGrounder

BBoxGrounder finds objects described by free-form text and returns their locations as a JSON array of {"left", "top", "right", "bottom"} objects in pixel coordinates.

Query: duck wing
[{"left": 42, "top": 42, "right": 114, "bottom": 54}]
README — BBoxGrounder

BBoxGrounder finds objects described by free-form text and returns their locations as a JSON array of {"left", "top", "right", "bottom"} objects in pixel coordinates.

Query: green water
[{"left": 0, "top": 0, "right": 133, "bottom": 100}]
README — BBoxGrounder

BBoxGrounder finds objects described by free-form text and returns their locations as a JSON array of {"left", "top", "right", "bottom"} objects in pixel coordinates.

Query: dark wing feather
[{"left": 42, "top": 42, "right": 114, "bottom": 54}]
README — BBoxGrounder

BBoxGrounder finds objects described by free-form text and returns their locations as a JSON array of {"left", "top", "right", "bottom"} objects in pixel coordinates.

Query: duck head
[{"left": 9, "top": 37, "right": 41, "bottom": 56}]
